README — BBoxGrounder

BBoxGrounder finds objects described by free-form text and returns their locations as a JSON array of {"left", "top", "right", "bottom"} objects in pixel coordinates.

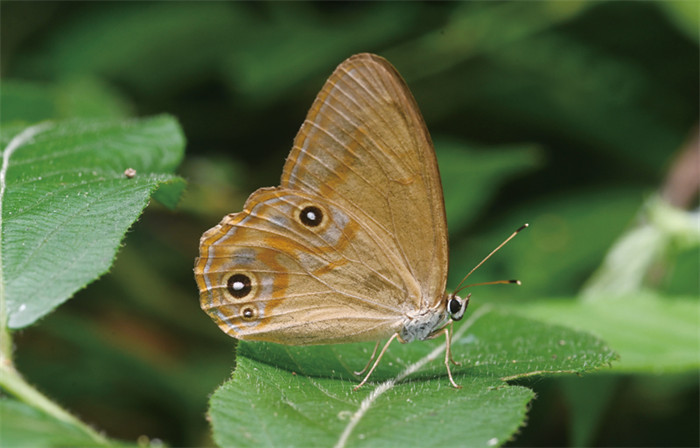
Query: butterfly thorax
[{"left": 399, "top": 302, "right": 449, "bottom": 343}]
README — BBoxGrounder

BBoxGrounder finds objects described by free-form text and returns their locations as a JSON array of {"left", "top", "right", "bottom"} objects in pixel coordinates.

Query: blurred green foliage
[{"left": 1, "top": 2, "right": 698, "bottom": 447}]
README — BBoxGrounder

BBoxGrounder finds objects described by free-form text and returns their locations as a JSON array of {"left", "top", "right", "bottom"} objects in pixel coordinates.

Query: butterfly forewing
[{"left": 282, "top": 53, "right": 448, "bottom": 309}]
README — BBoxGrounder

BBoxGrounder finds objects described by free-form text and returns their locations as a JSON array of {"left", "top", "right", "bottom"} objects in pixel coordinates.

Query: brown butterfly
[{"left": 195, "top": 53, "right": 524, "bottom": 389}]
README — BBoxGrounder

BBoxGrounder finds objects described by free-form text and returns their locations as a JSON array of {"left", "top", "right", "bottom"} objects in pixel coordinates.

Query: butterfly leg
[
  {"left": 354, "top": 340, "right": 381, "bottom": 376},
  {"left": 447, "top": 322, "right": 461, "bottom": 367},
  {"left": 353, "top": 334, "right": 399, "bottom": 391},
  {"left": 440, "top": 326, "right": 462, "bottom": 389},
  {"left": 427, "top": 322, "right": 461, "bottom": 366}
]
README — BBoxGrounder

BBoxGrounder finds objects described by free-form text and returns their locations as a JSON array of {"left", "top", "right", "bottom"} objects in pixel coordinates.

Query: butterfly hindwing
[{"left": 196, "top": 187, "right": 419, "bottom": 344}]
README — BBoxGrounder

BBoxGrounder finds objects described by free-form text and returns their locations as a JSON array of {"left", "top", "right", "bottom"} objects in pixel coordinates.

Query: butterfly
[{"left": 194, "top": 53, "right": 524, "bottom": 390}]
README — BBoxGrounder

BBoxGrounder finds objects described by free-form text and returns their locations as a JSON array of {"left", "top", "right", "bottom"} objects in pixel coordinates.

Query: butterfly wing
[
  {"left": 195, "top": 187, "right": 419, "bottom": 345},
  {"left": 282, "top": 53, "right": 448, "bottom": 309}
]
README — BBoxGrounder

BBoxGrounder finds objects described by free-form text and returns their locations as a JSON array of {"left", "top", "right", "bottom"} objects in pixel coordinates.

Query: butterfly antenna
[{"left": 452, "top": 223, "right": 528, "bottom": 296}]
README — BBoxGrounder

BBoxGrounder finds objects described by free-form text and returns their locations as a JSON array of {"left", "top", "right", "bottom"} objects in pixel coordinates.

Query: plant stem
[
  {"left": 0, "top": 316, "right": 11, "bottom": 372},
  {"left": 0, "top": 251, "right": 12, "bottom": 373},
  {"left": 0, "top": 362, "right": 109, "bottom": 446}
]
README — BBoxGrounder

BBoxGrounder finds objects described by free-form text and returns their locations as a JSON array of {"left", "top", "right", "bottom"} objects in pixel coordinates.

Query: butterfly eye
[
  {"left": 299, "top": 205, "right": 323, "bottom": 227},
  {"left": 447, "top": 294, "right": 468, "bottom": 321},
  {"left": 227, "top": 273, "right": 252, "bottom": 299},
  {"left": 448, "top": 298, "right": 461, "bottom": 315}
]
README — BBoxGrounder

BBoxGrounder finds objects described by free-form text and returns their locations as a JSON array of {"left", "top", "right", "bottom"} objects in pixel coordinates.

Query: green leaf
[
  {"left": 0, "top": 398, "right": 115, "bottom": 448},
  {"left": 211, "top": 358, "right": 532, "bottom": 448},
  {"left": 0, "top": 116, "right": 185, "bottom": 329},
  {"left": 517, "top": 293, "right": 700, "bottom": 373},
  {"left": 207, "top": 307, "right": 617, "bottom": 447}
]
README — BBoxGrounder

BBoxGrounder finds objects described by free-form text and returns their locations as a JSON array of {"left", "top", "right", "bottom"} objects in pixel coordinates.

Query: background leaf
[{"left": 518, "top": 293, "right": 699, "bottom": 373}]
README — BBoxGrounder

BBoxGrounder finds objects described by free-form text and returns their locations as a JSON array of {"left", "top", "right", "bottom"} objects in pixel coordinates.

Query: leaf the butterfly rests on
[{"left": 195, "top": 53, "right": 472, "bottom": 388}]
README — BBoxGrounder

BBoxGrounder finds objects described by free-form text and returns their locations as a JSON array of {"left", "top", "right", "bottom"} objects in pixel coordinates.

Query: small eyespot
[
  {"left": 240, "top": 306, "right": 257, "bottom": 321},
  {"left": 227, "top": 273, "right": 252, "bottom": 299},
  {"left": 299, "top": 205, "right": 323, "bottom": 227}
]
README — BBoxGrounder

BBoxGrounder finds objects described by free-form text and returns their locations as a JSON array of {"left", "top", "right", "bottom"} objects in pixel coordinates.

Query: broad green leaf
[
  {"left": 208, "top": 307, "right": 618, "bottom": 447},
  {"left": 211, "top": 358, "right": 532, "bottom": 448},
  {"left": 517, "top": 293, "right": 699, "bottom": 373},
  {"left": 0, "top": 116, "right": 185, "bottom": 328},
  {"left": 0, "top": 398, "right": 114, "bottom": 448},
  {"left": 660, "top": 245, "right": 700, "bottom": 296},
  {"left": 435, "top": 140, "right": 541, "bottom": 233}
]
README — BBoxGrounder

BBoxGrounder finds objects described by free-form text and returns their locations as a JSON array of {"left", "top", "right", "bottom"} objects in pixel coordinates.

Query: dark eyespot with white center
[
  {"left": 240, "top": 306, "right": 257, "bottom": 321},
  {"left": 300, "top": 205, "right": 323, "bottom": 227},
  {"left": 227, "top": 273, "right": 252, "bottom": 299}
]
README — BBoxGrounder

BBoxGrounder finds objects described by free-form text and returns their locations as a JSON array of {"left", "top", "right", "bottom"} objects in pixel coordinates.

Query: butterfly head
[
  {"left": 446, "top": 292, "right": 470, "bottom": 322},
  {"left": 446, "top": 224, "right": 528, "bottom": 324}
]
